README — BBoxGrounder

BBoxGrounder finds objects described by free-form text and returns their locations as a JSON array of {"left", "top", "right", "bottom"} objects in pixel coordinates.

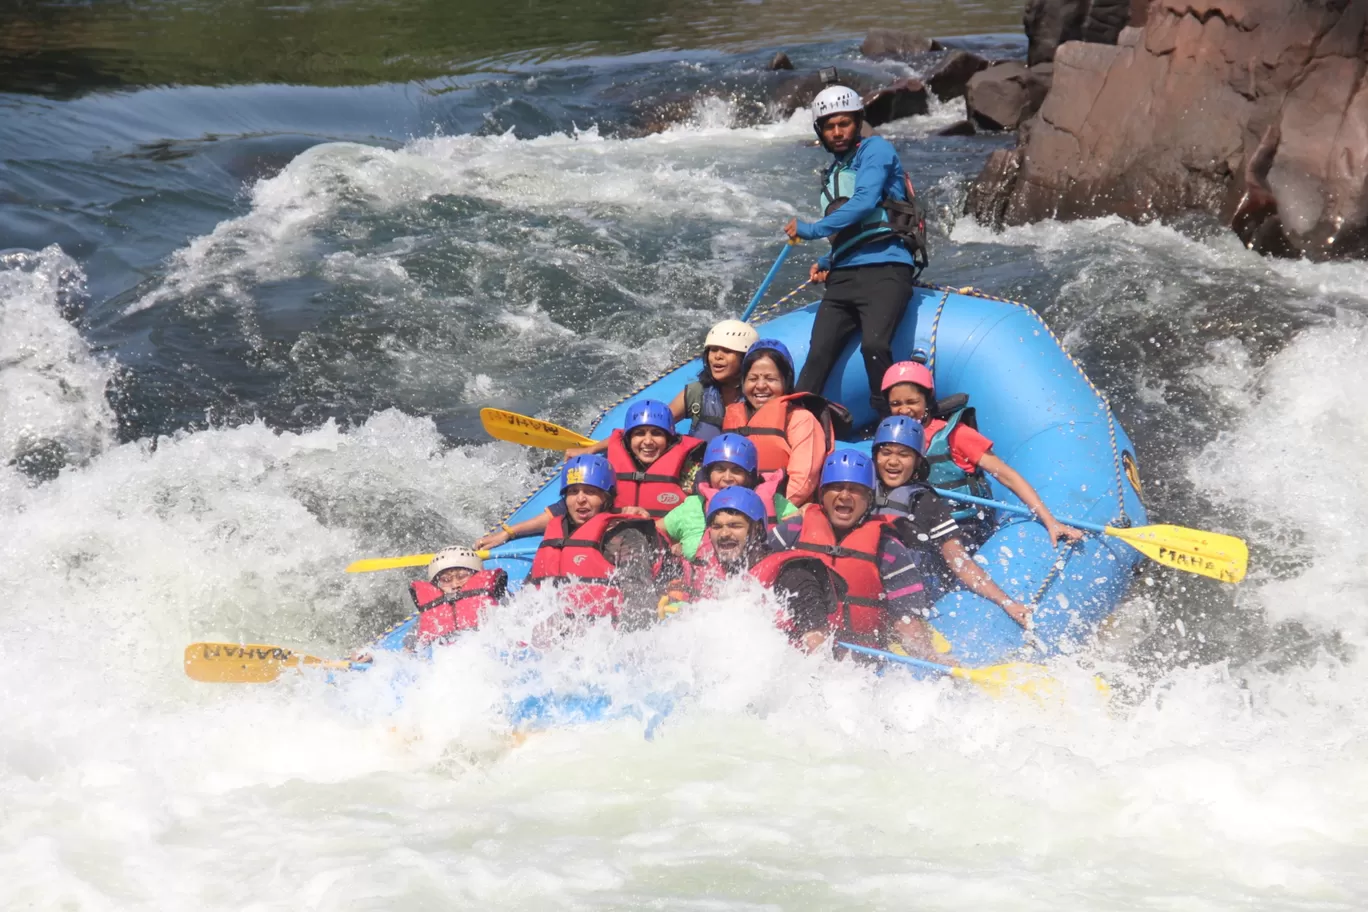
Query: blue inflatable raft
[{"left": 373, "top": 284, "right": 1147, "bottom": 669}]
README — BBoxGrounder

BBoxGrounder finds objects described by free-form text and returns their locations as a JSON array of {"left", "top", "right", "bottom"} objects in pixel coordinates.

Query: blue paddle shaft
[
  {"left": 741, "top": 242, "right": 794, "bottom": 322},
  {"left": 931, "top": 488, "right": 1108, "bottom": 535},
  {"left": 836, "top": 641, "right": 956, "bottom": 675}
]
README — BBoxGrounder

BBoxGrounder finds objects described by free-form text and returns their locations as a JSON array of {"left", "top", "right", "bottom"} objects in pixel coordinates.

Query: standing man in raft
[{"left": 783, "top": 85, "right": 928, "bottom": 417}]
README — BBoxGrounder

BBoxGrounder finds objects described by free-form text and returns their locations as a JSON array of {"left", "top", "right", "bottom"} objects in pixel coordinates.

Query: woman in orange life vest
[
  {"left": 759, "top": 449, "right": 945, "bottom": 660},
  {"left": 664, "top": 319, "right": 759, "bottom": 442},
  {"left": 527, "top": 454, "right": 674, "bottom": 642},
  {"left": 475, "top": 399, "right": 702, "bottom": 550},
  {"left": 870, "top": 416, "right": 1032, "bottom": 627},
  {"left": 722, "top": 338, "right": 840, "bottom": 508},
  {"left": 882, "top": 360, "right": 1083, "bottom": 548},
  {"left": 408, "top": 546, "right": 508, "bottom": 649}
]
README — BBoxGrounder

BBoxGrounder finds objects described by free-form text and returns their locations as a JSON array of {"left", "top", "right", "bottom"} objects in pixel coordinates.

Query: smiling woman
[{"left": 723, "top": 338, "right": 836, "bottom": 505}]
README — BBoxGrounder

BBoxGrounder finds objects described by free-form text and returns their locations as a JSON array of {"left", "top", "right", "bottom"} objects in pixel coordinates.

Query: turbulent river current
[{"left": 2, "top": 0, "right": 1366, "bottom": 907}]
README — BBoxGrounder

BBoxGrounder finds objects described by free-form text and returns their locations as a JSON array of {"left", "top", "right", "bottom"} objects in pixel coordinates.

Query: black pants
[{"left": 795, "top": 263, "right": 917, "bottom": 417}]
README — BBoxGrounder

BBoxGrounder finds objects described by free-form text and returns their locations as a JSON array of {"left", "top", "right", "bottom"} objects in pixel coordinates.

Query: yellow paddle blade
[
  {"left": 480, "top": 408, "right": 596, "bottom": 451},
  {"left": 345, "top": 549, "right": 496, "bottom": 574},
  {"left": 183, "top": 642, "right": 351, "bottom": 684},
  {"left": 1106, "top": 523, "right": 1248, "bottom": 584},
  {"left": 951, "top": 663, "right": 1112, "bottom": 702}
]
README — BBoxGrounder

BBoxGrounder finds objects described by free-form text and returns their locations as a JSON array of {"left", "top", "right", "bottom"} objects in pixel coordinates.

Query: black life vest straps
[{"left": 793, "top": 541, "right": 881, "bottom": 564}]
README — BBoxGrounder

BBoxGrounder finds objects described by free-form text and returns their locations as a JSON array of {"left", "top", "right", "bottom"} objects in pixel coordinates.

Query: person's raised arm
[
  {"left": 474, "top": 507, "right": 553, "bottom": 551},
  {"left": 977, "top": 453, "right": 1083, "bottom": 546},
  {"left": 796, "top": 140, "right": 896, "bottom": 240},
  {"left": 782, "top": 409, "right": 824, "bottom": 506}
]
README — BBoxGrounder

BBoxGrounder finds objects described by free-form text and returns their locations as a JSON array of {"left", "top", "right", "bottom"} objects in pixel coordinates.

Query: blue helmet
[
  {"left": 706, "top": 486, "right": 767, "bottom": 525},
  {"left": 623, "top": 399, "right": 675, "bottom": 437},
  {"left": 742, "top": 338, "right": 795, "bottom": 388},
  {"left": 873, "top": 416, "right": 926, "bottom": 456},
  {"left": 560, "top": 454, "right": 616, "bottom": 495},
  {"left": 702, "top": 433, "right": 758, "bottom": 476},
  {"left": 820, "top": 449, "right": 876, "bottom": 491}
]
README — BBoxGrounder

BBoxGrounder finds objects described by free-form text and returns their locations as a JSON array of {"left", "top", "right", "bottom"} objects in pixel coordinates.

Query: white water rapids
[{"left": 3, "top": 106, "right": 1367, "bottom": 910}]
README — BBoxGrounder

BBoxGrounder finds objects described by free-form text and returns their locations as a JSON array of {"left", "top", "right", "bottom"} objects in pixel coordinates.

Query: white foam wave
[
  {"left": 1192, "top": 315, "right": 1368, "bottom": 638},
  {"left": 128, "top": 113, "right": 814, "bottom": 316},
  {"left": 0, "top": 246, "right": 116, "bottom": 471}
]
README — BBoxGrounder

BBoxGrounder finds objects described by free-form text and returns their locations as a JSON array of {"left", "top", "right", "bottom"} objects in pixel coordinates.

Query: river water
[{"left": 2, "top": 1, "right": 1366, "bottom": 908}]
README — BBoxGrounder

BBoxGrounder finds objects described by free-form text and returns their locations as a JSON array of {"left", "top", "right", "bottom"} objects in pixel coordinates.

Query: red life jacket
[
  {"left": 747, "top": 550, "right": 845, "bottom": 640},
  {"left": 527, "top": 512, "right": 662, "bottom": 619},
  {"left": 722, "top": 393, "right": 843, "bottom": 474},
  {"left": 605, "top": 429, "right": 701, "bottom": 518},
  {"left": 784, "top": 503, "right": 892, "bottom": 643},
  {"left": 412, "top": 569, "right": 508, "bottom": 646}
]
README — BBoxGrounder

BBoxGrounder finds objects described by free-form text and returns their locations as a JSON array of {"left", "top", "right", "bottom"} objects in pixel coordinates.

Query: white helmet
[
  {"left": 704, "top": 319, "right": 759, "bottom": 354},
  {"left": 811, "top": 86, "right": 864, "bottom": 124},
  {"left": 428, "top": 546, "right": 483, "bottom": 582}
]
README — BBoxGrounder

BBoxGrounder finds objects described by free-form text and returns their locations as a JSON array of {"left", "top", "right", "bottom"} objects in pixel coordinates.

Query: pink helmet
[{"left": 881, "top": 361, "right": 934, "bottom": 393}]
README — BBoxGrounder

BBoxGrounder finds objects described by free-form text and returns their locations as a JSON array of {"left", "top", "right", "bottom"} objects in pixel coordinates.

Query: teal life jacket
[
  {"left": 924, "top": 405, "right": 995, "bottom": 523},
  {"left": 872, "top": 481, "right": 930, "bottom": 518},
  {"left": 818, "top": 152, "right": 928, "bottom": 270}
]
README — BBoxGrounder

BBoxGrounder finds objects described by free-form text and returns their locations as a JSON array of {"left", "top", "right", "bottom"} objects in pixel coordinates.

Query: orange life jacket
[
  {"left": 722, "top": 393, "right": 842, "bottom": 473},
  {"left": 412, "top": 570, "right": 508, "bottom": 646},
  {"left": 527, "top": 512, "right": 662, "bottom": 619},
  {"left": 605, "top": 429, "right": 701, "bottom": 517}
]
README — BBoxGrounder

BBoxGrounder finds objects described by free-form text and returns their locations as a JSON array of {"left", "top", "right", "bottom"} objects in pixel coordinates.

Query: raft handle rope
[{"left": 922, "top": 280, "right": 1130, "bottom": 633}]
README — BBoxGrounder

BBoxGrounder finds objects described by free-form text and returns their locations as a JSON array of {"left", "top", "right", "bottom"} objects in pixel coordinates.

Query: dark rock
[
  {"left": 859, "top": 29, "right": 943, "bottom": 61},
  {"left": 965, "top": 62, "right": 1052, "bottom": 132},
  {"left": 769, "top": 52, "right": 794, "bottom": 71},
  {"left": 862, "top": 79, "right": 930, "bottom": 127},
  {"left": 934, "top": 119, "right": 977, "bottom": 137},
  {"left": 1024, "top": 0, "right": 1135, "bottom": 65},
  {"left": 927, "top": 50, "right": 991, "bottom": 101},
  {"left": 968, "top": 0, "right": 1368, "bottom": 261},
  {"left": 774, "top": 72, "right": 881, "bottom": 118}
]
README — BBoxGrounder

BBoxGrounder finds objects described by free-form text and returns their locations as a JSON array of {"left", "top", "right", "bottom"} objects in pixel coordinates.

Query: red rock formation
[
  {"left": 965, "top": 61, "right": 1054, "bottom": 130},
  {"left": 1025, "top": 0, "right": 1135, "bottom": 64},
  {"left": 968, "top": 0, "right": 1368, "bottom": 261}
]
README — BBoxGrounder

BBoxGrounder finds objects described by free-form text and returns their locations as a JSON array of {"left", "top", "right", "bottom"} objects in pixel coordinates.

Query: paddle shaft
[
  {"left": 741, "top": 242, "right": 795, "bottom": 322},
  {"left": 837, "top": 641, "right": 959, "bottom": 676},
  {"left": 931, "top": 488, "right": 1108, "bottom": 533}
]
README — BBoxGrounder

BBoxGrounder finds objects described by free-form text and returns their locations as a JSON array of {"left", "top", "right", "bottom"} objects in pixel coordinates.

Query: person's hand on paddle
[
  {"left": 1043, "top": 518, "right": 1084, "bottom": 546},
  {"left": 808, "top": 262, "right": 829, "bottom": 284},
  {"left": 783, "top": 218, "right": 801, "bottom": 241},
  {"left": 474, "top": 529, "right": 507, "bottom": 551}
]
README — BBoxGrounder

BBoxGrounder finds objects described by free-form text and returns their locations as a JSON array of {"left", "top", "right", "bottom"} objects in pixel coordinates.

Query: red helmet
[{"left": 881, "top": 361, "right": 934, "bottom": 393}]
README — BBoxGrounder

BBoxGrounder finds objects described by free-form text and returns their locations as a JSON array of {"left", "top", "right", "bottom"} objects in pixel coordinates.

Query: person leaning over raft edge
[{"left": 783, "top": 84, "right": 929, "bottom": 418}]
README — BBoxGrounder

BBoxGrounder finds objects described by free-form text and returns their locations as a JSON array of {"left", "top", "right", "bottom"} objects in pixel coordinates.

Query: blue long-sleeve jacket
[{"left": 795, "top": 135, "right": 918, "bottom": 271}]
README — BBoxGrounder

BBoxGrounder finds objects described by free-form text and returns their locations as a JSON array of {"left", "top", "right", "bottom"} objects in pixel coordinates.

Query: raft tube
[{"left": 378, "top": 285, "right": 1148, "bottom": 668}]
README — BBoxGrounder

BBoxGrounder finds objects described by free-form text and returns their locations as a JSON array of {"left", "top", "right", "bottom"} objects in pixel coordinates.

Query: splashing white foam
[{"left": 0, "top": 246, "right": 116, "bottom": 469}]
